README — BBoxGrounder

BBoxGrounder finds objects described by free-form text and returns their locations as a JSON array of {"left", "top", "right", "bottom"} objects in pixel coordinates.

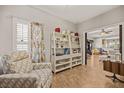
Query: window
[{"left": 16, "top": 23, "right": 29, "bottom": 51}]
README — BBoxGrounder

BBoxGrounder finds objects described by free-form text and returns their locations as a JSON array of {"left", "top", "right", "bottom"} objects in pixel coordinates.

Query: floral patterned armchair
[{"left": 0, "top": 51, "right": 52, "bottom": 88}]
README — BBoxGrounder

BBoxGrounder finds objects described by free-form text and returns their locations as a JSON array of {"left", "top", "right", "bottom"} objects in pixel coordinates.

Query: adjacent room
[
  {"left": 0, "top": 5, "right": 124, "bottom": 88},
  {"left": 86, "top": 25, "right": 120, "bottom": 65}
]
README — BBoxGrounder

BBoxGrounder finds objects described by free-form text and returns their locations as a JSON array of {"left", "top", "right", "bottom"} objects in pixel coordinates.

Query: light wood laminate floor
[{"left": 52, "top": 55, "right": 124, "bottom": 88}]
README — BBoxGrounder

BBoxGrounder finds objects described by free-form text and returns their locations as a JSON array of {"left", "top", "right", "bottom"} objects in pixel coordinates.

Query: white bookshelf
[
  {"left": 70, "top": 32, "right": 82, "bottom": 68},
  {"left": 51, "top": 31, "right": 82, "bottom": 73}
]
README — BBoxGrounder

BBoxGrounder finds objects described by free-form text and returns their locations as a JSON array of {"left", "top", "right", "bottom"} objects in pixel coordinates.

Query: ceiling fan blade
[
  {"left": 108, "top": 30, "right": 113, "bottom": 32},
  {"left": 105, "top": 30, "right": 113, "bottom": 34}
]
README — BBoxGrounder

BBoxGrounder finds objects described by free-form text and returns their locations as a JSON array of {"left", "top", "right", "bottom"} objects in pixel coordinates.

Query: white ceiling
[{"left": 33, "top": 5, "right": 119, "bottom": 24}]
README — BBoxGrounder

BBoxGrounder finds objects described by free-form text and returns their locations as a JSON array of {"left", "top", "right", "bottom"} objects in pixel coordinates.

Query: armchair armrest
[
  {"left": 0, "top": 73, "right": 39, "bottom": 88},
  {"left": 32, "top": 62, "right": 52, "bottom": 70}
]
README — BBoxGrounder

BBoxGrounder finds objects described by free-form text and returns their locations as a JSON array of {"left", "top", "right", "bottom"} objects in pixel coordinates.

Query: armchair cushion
[
  {"left": 0, "top": 68, "right": 52, "bottom": 88},
  {"left": 0, "top": 73, "right": 40, "bottom": 88}
]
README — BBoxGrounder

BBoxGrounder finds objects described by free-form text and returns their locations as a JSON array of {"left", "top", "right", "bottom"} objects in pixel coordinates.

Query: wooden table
[{"left": 103, "top": 60, "right": 124, "bottom": 83}]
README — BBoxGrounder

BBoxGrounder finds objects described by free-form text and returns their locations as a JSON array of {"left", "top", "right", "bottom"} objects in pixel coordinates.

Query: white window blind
[{"left": 16, "top": 23, "right": 29, "bottom": 51}]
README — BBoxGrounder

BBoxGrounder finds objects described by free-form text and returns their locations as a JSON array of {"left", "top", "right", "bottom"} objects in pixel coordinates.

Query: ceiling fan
[{"left": 100, "top": 29, "right": 113, "bottom": 35}]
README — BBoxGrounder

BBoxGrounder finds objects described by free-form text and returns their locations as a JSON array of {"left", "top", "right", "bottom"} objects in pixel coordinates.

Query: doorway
[{"left": 84, "top": 25, "right": 122, "bottom": 65}]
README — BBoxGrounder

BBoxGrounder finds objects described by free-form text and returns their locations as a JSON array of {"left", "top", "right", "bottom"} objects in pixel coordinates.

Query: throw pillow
[
  {"left": 9, "top": 58, "right": 33, "bottom": 74},
  {"left": 0, "top": 55, "right": 11, "bottom": 74},
  {"left": 10, "top": 51, "right": 29, "bottom": 62},
  {"left": 0, "top": 57, "right": 4, "bottom": 75}
]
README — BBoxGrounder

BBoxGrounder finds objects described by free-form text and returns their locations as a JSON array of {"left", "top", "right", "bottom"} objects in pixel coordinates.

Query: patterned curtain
[{"left": 30, "top": 22, "right": 45, "bottom": 63}]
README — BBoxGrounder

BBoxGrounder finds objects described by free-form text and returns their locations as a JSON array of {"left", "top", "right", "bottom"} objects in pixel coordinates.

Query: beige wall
[
  {"left": 0, "top": 5, "right": 76, "bottom": 62},
  {"left": 1, "top": 5, "right": 124, "bottom": 62}
]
